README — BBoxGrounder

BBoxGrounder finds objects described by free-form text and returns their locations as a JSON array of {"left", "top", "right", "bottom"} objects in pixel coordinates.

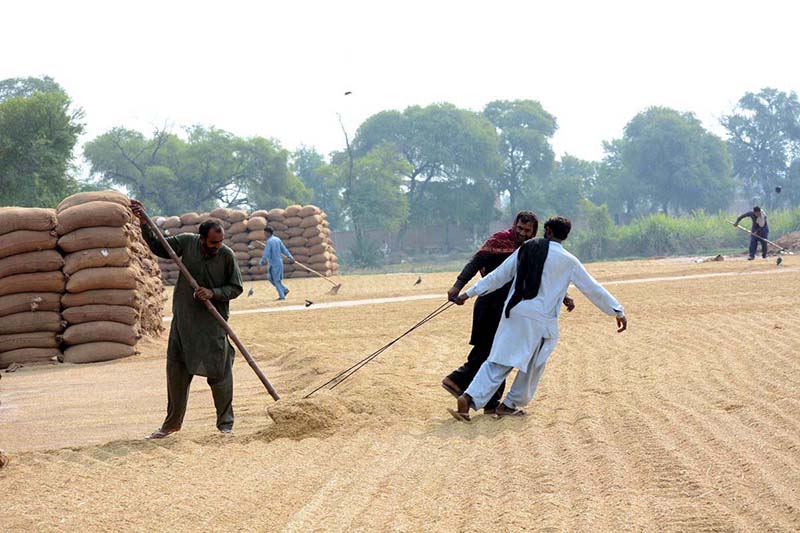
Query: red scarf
[{"left": 476, "top": 227, "right": 521, "bottom": 276}]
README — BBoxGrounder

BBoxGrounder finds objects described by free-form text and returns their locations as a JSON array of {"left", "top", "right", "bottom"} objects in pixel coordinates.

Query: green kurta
[{"left": 142, "top": 226, "right": 243, "bottom": 379}]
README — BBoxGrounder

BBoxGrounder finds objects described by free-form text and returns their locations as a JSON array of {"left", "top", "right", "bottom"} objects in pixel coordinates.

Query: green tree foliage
[
  {"left": 352, "top": 103, "right": 501, "bottom": 223},
  {"left": 721, "top": 88, "right": 800, "bottom": 206},
  {"left": 483, "top": 100, "right": 557, "bottom": 213},
  {"left": 0, "top": 76, "right": 84, "bottom": 207},
  {"left": 292, "top": 146, "right": 344, "bottom": 228},
  {"left": 84, "top": 126, "right": 309, "bottom": 214},
  {"left": 611, "top": 107, "right": 734, "bottom": 216}
]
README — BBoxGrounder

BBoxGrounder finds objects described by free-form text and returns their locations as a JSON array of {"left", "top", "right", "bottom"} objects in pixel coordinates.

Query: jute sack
[
  {"left": 246, "top": 217, "right": 267, "bottom": 231},
  {"left": 290, "top": 254, "right": 310, "bottom": 264},
  {"left": 270, "top": 221, "right": 288, "bottom": 231},
  {"left": 250, "top": 265, "right": 268, "bottom": 275},
  {"left": 248, "top": 257, "right": 260, "bottom": 266},
  {"left": 210, "top": 207, "right": 231, "bottom": 219},
  {"left": 62, "top": 304, "right": 138, "bottom": 325},
  {"left": 309, "top": 252, "right": 332, "bottom": 264},
  {"left": 228, "top": 221, "right": 247, "bottom": 234},
  {"left": 284, "top": 216, "right": 303, "bottom": 227},
  {"left": 0, "top": 230, "right": 58, "bottom": 259},
  {"left": 0, "top": 271, "right": 65, "bottom": 297},
  {"left": 63, "top": 247, "right": 131, "bottom": 276},
  {"left": 306, "top": 235, "right": 325, "bottom": 247},
  {"left": 231, "top": 233, "right": 250, "bottom": 244},
  {"left": 251, "top": 210, "right": 269, "bottom": 219},
  {"left": 284, "top": 205, "right": 301, "bottom": 218},
  {"left": 178, "top": 225, "right": 199, "bottom": 234},
  {"left": 0, "top": 250, "right": 64, "bottom": 279},
  {"left": 297, "top": 205, "right": 321, "bottom": 218},
  {"left": 0, "top": 311, "right": 64, "bottom": 335},
  {"left": 234, "top": 251, "right": 250, "bottom": 262},
  {"left": 56, "top": 201, "right": 131, "bottom": 235},
  {"left": 58, "top": 226, "right": 133, "bottom": 253},
  {"left": 309, "top": 261, "right": 333, "bottom": 272},
  {"left": 302, "top": 226, "right": 323, "bottom": 239},
  {"left": 232, "top": 242, "right": 250, "bottom": 253},
  {"left": 300, "top": 215, "right": 323, "bottom": 229},
  {"left": 288, "top": 246, "right": 307, "bottom": 256},
  {"left": 0, "top": 331, "right": 59, "bottom": 353},
  {"left": 287, "top": 236, "right": 306, "bottom": 247},
  {"left": 247, "top": 230, "right": 267, "bottom": 242},
  {"left": 162, "top": 216, "right": 181, "bottom": 229},
  {"left": 62, "top": 321, "right": 140, "bottom": 346},
  {"left": 286, "top": 226, "right": 305, "bottom": 238},
  {"left": 227, "top": 210, "right": 247, "bottom": 223},
  {"left": 248, "top": 249, "right": 263, "bottom": 258},
  {"left": 57, "top": 190, "right": 129, "bottom": 212},
  {"left": 0, "top": 292, "right": 61, "bottom": 317},
  {"left": 267, "top": 208, "right": 285, "bottom": 219},
  {"left": 66, "top": 266, "right": 142, "bottom": 293},
  {"left": 1, "top": 347, "right": 60, "bottom": 368},
  {"left": 61, "top": 289, "right": 140, "bottom": 309},
  {"left": 180, "top": 212, "right": 202, "bottom": 225},
  {"left": 61, "top": 342, "right": 136, "bottom": 364},
  {"left": 0, "top": 207, "right": 57, "bottom": 235}
]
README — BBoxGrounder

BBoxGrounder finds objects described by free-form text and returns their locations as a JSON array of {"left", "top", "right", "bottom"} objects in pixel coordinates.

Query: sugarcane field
[{"left": 4, "top": 2, "right": 800, "bottom": 531}]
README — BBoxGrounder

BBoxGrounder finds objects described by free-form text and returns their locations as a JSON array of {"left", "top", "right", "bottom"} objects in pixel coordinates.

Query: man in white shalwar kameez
[{"left": 448, "top": 216, "right": 627, "bottom": 422}]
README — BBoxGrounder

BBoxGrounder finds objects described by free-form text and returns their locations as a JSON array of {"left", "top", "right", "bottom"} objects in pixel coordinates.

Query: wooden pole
[{"left": 142, "top": 212, "right": 280, "bottom": 401}]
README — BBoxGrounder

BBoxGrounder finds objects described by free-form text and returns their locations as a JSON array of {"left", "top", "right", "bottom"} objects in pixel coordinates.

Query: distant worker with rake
[
  {"left": 733, "top": 206, "right": 769, "bottom": 260},
  {"left": 441, "top": 211, "right": 575, "bottom": 414},
  {"left": 259, "top": 226, "right": 294, "bottom": 300},
  {"left": 132, "top": 200, "right": 243, "bottom": 438},
  {"left": 449, "top": 216, "right": 627, "bottom": 422}
]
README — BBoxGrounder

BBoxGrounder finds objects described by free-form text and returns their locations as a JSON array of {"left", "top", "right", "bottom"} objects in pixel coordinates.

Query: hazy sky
[{"left": 3, "top": 0, "right": 798, "bottom": 168}]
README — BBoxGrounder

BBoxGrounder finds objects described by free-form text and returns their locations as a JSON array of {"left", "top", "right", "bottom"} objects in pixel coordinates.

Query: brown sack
[
  {"left": 0, "top": 207, "right": 57, "bottom": 235},
  {"left": 0, "top": 250, "right": 63, "bottom": 279},
  {"left": 61, "top": 288, "right": 141, "bottom": 309},
  {"left": 0, "top": 230, "right": 58, "bottom": 259},
  {"left": 284, "top": 216, "right": 303, "bottom": 227},
  {"left": 0, "top": 311, "right": 64, "bottom": 335},
  {"left": 284, "top": 205, "right": 302, "bottom": 217},
  {"left": 246, "top": 217, "right": 267, "bottom": 231},
  {"left": 307, "top": 244, "right": 329, "bottom": 257},
  {"left": 287, "top": 236, "right": 307, "bottom": 247},
  {"left": 300, "top": 215, "right": 323, "bottom": 228},
  {"left": 231, "top": 232, "right": 250, "bottom": 244},
  {"left": 297, "top": 205, "right": 321, "bottom": 218},
  {"left": 286, "top": 227, "right": 305, "bottom": 237},
  {"left": 210, "top": 207, "right": 231, "bottom": 219},
  {"left": 251, "top": 210, "right": 269, "bottom": 219},
  {"left": 63, "top": 247, "right": 131, "bottom": 275},
  {"left": 302, "top": 226, "right": 324, "bottom": 238},
  {"left": 62, "top": 321, "right": 140, "bottom": 346},
  {"left": 227, "top": 221, "right": 247, "bottom": 234},
  {"left": 0, "top": 292, "right": 61, "bottom": 317},
  {"left": 0, "top": 347, "right": 60, "bottom": 368},
  {"left": 267, "top": 208, "right": 285, "bottom": 219},
  {"left": 57, "top": 190, "right": 129, "bottom": 212},
  {"left": 309, "top": 252, "right": 332, "bottom": 264},
  {"left": 232, "top": 242, "right": 250, "bottom": 252},
  {"left": 0, "top": 271, "right": 65, "bottom": 297},
  {"left": 247, "top": 230, "right": 267, "bottom": 242},
  {"left": 178, "top": 225, "right": 199, "bottom": 234},
  {"left": 0, "top": 331, "right": 59, "bottom": 352},
  {"left": 58, "top": 226, "right": 132, "bottom": 253},
  {"left": 56, "top": 201, "right": 131, "bottom": 235},
  {"left": 270, "top": 221, "right": 288, "bottom": 231},
  {"left": 226, "top": 210, "right": 247, "bottom": 223},
  {"left": 62, "top": 304, "right": 138, "bottom": 325},
  {"left": 180, "top": 212, "right": 201, "bottom": 225},
  {"left": 306, "top": 235, "right": 325, "bottom": 247},
  {"left": 66, "top": 266, "right": 142, "bottom": 293},
  {"left": 162, "top": 216, "right": 182, "bottom": 229},
  {"left": 234, "top": 251, "right": 250, "bottom": 261},
  {"left": 61, "top": 342, "right": 136, "bottom": 364}
]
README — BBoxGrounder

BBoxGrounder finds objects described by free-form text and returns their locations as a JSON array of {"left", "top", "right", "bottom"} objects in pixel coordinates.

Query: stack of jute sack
[
  {"left": 0, "top": 208, "right": 65, "bottom": 368},
  {"left": 210, "top": 208, "right": 252, "bottom": 281},
  {"left": 244, "top": 209, "right": 270, "bottom": 281},
  {"left": 56, "top": 191, "right": 164, "bottom": 364},
  {"left": 266, "top": 205, "right": 339, "bottom": 279}
]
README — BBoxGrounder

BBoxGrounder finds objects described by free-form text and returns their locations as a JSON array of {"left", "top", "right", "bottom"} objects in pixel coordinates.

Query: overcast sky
[{"left": 3, "top": 0, "right": 798, "bottom": 167}]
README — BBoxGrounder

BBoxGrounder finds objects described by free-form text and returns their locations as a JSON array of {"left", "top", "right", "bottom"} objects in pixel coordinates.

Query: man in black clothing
[{"left": 441, "top": 211, "right": 574, "bottom": 413}]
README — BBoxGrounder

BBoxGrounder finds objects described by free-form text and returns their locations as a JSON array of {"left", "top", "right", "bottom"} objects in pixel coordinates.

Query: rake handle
[
  {"left": 141, "top": 212, "right": 280, "bottom": 401},
  {"left": 729, "top": 221, "right": 793, "bottom": 254}
]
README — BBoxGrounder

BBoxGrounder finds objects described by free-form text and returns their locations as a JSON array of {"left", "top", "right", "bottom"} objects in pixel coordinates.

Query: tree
[
  {"left": 353, "top": 103, "right": 501, "bottom": 232},
  {"left": 0, "top": 76, "right": 84, "bottom": 207},
  {"left": 483, "top": 100, "right": 557, "bottom": 213},
  {"left": 721, "top": 88, "right": 800, "bottom": 206},
  {"left": 84, "top": 125, "right": 309, "bottom": 214},
  {"left": 619, "top": 107, "right": 734, "bottom": 215},
  {"left": 292, "top": 146, "right": 344, "bottom": 228}
]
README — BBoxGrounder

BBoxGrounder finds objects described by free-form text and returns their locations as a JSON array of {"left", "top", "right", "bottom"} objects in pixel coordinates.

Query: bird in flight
[{"left": 344, "top": 91, "right": 352, "bottom": 96}]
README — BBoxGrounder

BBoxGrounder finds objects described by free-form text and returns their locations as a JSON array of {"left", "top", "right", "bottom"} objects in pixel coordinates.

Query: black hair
[
  {"left": 544, "top": 216, "right": 572, "bottom": 240},
  {"left": 265, "top": 226, "right": 275, "bottom": 235},
  {"left": 198, "top": 218, "right": 224, "bottom": 238},
  {"left": 753, "top": 206, "right": 761, "bottom": 212},
  {"left": 514, "top": 211, "right": 539, "bottom": 235}
]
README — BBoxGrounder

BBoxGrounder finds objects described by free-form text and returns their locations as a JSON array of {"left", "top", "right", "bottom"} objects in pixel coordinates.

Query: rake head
[{"left": 327, "top": 283, "right": 342, "bottom": 295}]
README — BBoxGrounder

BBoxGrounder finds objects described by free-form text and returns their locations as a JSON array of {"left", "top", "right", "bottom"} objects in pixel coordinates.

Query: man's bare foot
[{"left": 447, "top": 393, "right": 473, "bottom": 423}]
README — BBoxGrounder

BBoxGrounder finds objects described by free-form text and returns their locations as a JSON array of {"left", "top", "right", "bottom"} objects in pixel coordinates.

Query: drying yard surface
[{"left": 1, "top": 256, "right": 799, "bottom": 531}]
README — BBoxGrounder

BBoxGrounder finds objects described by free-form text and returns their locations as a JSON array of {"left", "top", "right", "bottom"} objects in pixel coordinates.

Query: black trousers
[
  {"left": 447, "top": 343, "right": 505, "bottom": 411},
  {"left": 161, "top": 356, "right": 234, "bottom": 432}
]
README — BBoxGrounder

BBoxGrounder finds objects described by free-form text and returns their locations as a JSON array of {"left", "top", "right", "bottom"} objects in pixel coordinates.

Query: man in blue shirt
[
  {"left": 259, "top": 226, "right": 294, "bottom": 299},
  {"left": 734, "top": 206, "right": 769, "bottom": 260}
]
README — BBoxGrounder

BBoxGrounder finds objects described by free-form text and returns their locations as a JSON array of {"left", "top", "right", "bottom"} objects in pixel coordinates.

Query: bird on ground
[
  {"left": 247, "top": 287, "right": 254, "bottom": 297},
  {"left": 414, "top": 276, "right": 422, "bottom": 286},
  {"left": 777, "top": 256, "right": 783, "bottom": 266},
  {"left": 305, "top": 299, "right": 314, "bottom": 307}
]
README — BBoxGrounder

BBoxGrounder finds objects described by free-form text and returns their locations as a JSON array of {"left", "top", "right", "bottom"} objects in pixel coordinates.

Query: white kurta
[{"left": 466, "top": 241, "right": 623, "bottom": 370}]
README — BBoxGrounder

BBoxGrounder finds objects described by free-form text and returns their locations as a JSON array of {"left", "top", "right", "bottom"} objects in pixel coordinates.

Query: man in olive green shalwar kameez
[{"left": 131, "top": 201, "right": 243, "bottom": 439}]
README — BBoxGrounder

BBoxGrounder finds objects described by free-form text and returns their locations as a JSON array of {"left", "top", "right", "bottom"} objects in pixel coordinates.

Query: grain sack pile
[
  {"left": 0, "top": 207, "right": 65, "bottom": 368},
  {"left": 155, "top": 205, "right": 338, "bottom": 284},
  {"left": 56, "top": 191, "right": 164, "bottom": 364}
]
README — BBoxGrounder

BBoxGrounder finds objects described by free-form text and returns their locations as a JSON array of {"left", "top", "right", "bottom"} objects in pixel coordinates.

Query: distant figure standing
[
  {"left": 734, "top": 206, "right": 769, "bottom": 260},
  {"left": 259, "top": 226, "right": 294, "bottom": 299}
]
